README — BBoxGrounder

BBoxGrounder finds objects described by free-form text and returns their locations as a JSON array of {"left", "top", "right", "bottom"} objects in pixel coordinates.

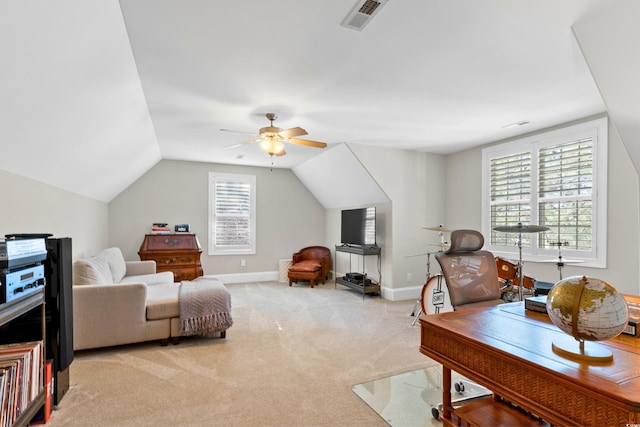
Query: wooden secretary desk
[{"left": 139, "top": 234, "right": 203, "bottom": 282}]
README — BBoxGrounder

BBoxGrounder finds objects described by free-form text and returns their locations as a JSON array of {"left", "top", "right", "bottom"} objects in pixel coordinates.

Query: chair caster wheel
[
  {"left": 455, "top": 381, "right": 465, "bottom": 393},
  {"left": 431, "top": 407, "right": 440, "bottom": 420}
]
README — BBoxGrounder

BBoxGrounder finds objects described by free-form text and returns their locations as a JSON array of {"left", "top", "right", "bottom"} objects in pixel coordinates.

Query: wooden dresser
[{"left": 138, "top": 234, "right": 203, "bottom": 282}]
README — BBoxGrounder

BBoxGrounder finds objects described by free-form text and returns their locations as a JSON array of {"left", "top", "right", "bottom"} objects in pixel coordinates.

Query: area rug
[{"left": 353, "top": 366, "right": 491, "bottom": 426}]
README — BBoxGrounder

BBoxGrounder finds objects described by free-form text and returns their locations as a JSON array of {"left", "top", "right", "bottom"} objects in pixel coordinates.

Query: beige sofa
[{"left": 72, "top": 247, "right": 184, "bottom": 350}]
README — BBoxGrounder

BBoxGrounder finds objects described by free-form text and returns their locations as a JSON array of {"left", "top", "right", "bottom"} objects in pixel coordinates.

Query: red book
[{"left": 29, "top": 360, "right": 52, "bottom": 425}]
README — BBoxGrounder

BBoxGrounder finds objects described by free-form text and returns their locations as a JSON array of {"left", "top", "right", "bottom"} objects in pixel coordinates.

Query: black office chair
[{"left": 435, "top": 229, "right": 504, "bottom": 310}]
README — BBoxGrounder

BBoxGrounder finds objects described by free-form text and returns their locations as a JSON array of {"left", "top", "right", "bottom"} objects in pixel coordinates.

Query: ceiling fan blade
[
  {"left": 223, "top": 143, "right": 244, "bottom": 150},
  {"left": 279, "top": 127, "right": 307, "bottom": 139},
  {"left": 276, "top": 149, "right": 287, "bottom": 157},
  {"left": 224, "top": 139, "right": 261, "bottom": 149},
  {"left": 289, "top": 138, "right": 328, "bottom": 149},
  {"left": 220, "top": 128, "right": 258, "bottom": 136}
]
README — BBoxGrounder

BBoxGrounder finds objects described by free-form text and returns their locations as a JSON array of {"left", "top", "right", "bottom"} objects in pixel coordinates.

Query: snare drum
[{"left": 420, "top": 274, "right": 453, "bottom": 315}]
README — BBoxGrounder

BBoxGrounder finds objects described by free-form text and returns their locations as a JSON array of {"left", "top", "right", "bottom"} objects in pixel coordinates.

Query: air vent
[{"left": 341, "top": 0, "right": 388, "bottom": 31}]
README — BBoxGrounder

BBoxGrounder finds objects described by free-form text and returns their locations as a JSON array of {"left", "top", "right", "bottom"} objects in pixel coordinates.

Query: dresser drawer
[{"left": 149, "top": 254, "right": 200, "bottom": 267}]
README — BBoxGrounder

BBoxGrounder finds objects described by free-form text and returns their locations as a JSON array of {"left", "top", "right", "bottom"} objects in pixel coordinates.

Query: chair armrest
[{"left": 126, "top": 260, "right": 157, "bottom": 276}]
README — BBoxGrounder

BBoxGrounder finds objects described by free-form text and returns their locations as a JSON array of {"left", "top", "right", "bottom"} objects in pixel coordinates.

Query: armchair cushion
[{"left": 288, "top": 260, "right": 322, "bottom": 272}]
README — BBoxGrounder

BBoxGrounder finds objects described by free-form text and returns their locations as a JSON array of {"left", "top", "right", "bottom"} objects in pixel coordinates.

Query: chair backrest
[{"left": 435, "top": 229, "right": 503, "bottom": 310}]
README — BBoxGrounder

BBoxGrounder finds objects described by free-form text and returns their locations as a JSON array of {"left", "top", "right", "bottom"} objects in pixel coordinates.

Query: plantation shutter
[
  {"left": 537, "top": 138, "right": 593, "bottom": 251},
  {"left": 482, "top": 117, "right": 606, "bottom": 265},
  {"left": 209, "top": 173, "right": 256, "bottom": 254},
  {"left": 489, "top": 151, "right": 531, "bottom": 246}
]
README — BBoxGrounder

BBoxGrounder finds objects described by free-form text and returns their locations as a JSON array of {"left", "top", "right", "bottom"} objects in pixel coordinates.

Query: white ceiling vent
[{"left": 341, "top": 0, "right": 388, "bottom": 31}]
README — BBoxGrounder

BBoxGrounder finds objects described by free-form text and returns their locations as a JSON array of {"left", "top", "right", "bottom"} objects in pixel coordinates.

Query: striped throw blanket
[{"left": 179, "top": 278, "right": 233, "bottom": 336}]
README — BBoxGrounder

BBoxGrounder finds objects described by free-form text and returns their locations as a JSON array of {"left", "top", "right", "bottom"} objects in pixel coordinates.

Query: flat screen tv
[{"left": 341, "top": 207, "right": 376, "bottom": 246}]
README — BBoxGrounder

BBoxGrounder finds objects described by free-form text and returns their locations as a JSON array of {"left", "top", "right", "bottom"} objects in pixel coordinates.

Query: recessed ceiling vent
[{"left": 341, "top": 0, "right": 388, "bottom": 31}]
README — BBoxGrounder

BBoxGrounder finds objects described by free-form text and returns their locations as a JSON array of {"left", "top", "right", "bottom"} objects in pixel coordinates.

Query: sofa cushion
[
  {"left": 120, "top": 271, "right": 174, "bottom": 286},
  {"left": 146, "top": 282, "right": 180, "bottom": 320},
  {"left": 103, "top": 247, "right": 127, "bottom": 283},
  {"left": 73, "top": 255, "right": 113, "bottom": 286}
]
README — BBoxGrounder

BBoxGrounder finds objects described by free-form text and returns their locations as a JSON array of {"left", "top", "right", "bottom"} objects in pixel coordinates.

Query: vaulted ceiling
[{"left": 2, "top": 1, "right": 637, "bottom": 203}]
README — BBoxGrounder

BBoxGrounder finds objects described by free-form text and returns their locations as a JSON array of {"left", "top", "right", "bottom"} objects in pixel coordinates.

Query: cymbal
[
  {"left": 493, "top": 224, "right": 549, "bottom": 233},
  {"left": 422, "top": 225, "right": 451, "bottom": 232},
  {"left": 539, "top": 258, "right": 585, "bottom": 264}
]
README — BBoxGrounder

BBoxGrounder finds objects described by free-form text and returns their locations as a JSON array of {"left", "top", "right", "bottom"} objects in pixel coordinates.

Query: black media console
[{"left": 334, "top": 244, "right": 381, "bottom": 298}]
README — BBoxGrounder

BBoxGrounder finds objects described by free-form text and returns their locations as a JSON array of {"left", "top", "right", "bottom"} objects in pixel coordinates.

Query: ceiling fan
[{"left": 221, "top": 113, "right": 328, "bottom": 157}]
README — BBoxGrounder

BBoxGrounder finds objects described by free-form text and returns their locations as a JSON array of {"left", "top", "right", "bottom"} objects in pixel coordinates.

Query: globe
[
  {"left": 546, "top": 276, "right": 629, "bottom": 362},
  {"left": 546, "top": 275, "right": 629, "bottom": 341}
]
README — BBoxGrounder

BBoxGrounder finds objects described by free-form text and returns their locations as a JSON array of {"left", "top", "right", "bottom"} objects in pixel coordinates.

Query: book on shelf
[
  {"left": 623, "top": 301, "right": 640, "bottom": 337},
  {"left": 29, "top": 360, "right": 52, "bottom": 425},
  {"left": 0, "top": 341, "right": 43, "bottom": 427}
]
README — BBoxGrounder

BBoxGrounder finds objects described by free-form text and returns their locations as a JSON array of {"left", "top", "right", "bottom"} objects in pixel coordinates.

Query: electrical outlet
[
  {"left": 407, "top": 273, "right": 412, "bottom": 282},
  {"left": 241, "top": 259, "right": 246, "bottom": 267}
]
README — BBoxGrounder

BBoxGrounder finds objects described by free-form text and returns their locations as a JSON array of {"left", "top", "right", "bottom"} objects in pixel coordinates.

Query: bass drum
[
  {"left": 496, "top": 257, "right": 536, "bottom": 289},
  {"left": 496, "top": 257, "right": 518, "bottom": 283},
  {"left": 420, "top": 274, "right": 453, "bottom": 315}
]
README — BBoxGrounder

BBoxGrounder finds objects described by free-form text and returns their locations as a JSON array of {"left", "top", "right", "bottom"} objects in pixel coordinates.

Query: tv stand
[{"left": 335, "top": 245, "right": 381, "bottom": 298}]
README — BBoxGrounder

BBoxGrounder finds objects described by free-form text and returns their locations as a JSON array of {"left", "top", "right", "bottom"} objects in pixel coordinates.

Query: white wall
[
  {"left": 108, "top": 159, "right": 326, "bottom": 277},
  {"left": 444, "top": 118, "right": 640, "bottom": 295},
  {"left": 0, "top": 169, "right": 108, "bottom": 260},
  {"left": 348, "top": 144, "right": 447, "bottom": 300}
]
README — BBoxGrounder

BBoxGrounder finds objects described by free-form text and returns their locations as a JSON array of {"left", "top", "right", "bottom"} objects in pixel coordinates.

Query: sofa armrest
[
  {"left": 126, "top": 260, "right": 157, "bottom": 276},
  {"left": 73, "top": 283, "right": 149, "bottom": 350}
]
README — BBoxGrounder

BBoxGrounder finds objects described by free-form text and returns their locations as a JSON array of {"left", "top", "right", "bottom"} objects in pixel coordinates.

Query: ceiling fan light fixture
[{"left": 260, "top": 138, "right": 285, "bottom": 156}]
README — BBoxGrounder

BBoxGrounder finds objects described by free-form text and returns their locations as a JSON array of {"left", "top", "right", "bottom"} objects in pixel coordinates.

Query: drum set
[
  {"left": 409, "top": 225, "right": 451, "bottom": 325},
  {"left": 411, "top": 222, "right": 581, "bottom": 322},
  {"left": 492, "top": 222, "right": 550, "bottom": 302}
]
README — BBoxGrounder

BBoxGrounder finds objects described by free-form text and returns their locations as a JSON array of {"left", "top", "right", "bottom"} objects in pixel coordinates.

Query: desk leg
[{"left": 442, "top": 366, "right": 452, "bottom": 420}]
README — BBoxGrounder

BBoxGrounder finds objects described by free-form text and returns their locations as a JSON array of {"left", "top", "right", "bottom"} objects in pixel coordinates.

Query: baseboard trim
[
  {"left": 204, "top": 272, "right": 423, "bottom": 302},
  {"left": 203, "top": 271, "right": 278, "bottom": 284},
  {"left": 381, "top": 284, "right": 422, "bottom": 301}
]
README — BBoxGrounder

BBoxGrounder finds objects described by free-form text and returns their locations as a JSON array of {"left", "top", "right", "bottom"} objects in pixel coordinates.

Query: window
[
  {"left": 208, "top": 172, "right": 256, "bottom": 255},
  {"left": 482, "top": 118, "right": 607, "bottom": 267}
]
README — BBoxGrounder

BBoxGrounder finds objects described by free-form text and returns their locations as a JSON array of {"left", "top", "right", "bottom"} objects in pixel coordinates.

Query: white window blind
[
  {"left": 208, "top": 173, "right": 256, "bottom": 255},
  {"left": 482, "top": 117, "right": 607, "bottom": 267},
  {"left": 538, "top": 138, "right": 593, "bottom": 252},
  {"left": 490, "top": 152, "right": 532, "bottom": 247}
]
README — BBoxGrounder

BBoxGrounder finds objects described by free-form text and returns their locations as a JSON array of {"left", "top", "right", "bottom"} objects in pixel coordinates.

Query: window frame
[
  {"left": 208, "top": 172, "right": 256, "bottom": 256},
  {"left": 481, "top": 117, "right": 608, "bottom": 268}
]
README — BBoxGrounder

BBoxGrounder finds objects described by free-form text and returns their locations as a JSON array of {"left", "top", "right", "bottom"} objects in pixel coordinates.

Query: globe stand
[{"left": 551, "top": 335, "right": 613, "bottom": 363}]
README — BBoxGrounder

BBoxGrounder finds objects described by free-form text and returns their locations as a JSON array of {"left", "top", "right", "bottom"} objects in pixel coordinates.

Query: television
[{"left": 341, "top": 207, "right": 376, "bottom": 247}]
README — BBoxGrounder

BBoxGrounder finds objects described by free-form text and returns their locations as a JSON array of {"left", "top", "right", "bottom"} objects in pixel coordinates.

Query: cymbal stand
[
  {"left": 516, "top": 231, "right": 524, "bottom": 302},
  {"left": 550, "top": 241, "right": 569, "bottom": 280}
]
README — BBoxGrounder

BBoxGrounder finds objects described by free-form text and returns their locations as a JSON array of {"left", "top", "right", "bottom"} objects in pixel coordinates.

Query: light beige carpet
[{"left": 48, "top": 281, "right": 436, "bottom": 426}]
